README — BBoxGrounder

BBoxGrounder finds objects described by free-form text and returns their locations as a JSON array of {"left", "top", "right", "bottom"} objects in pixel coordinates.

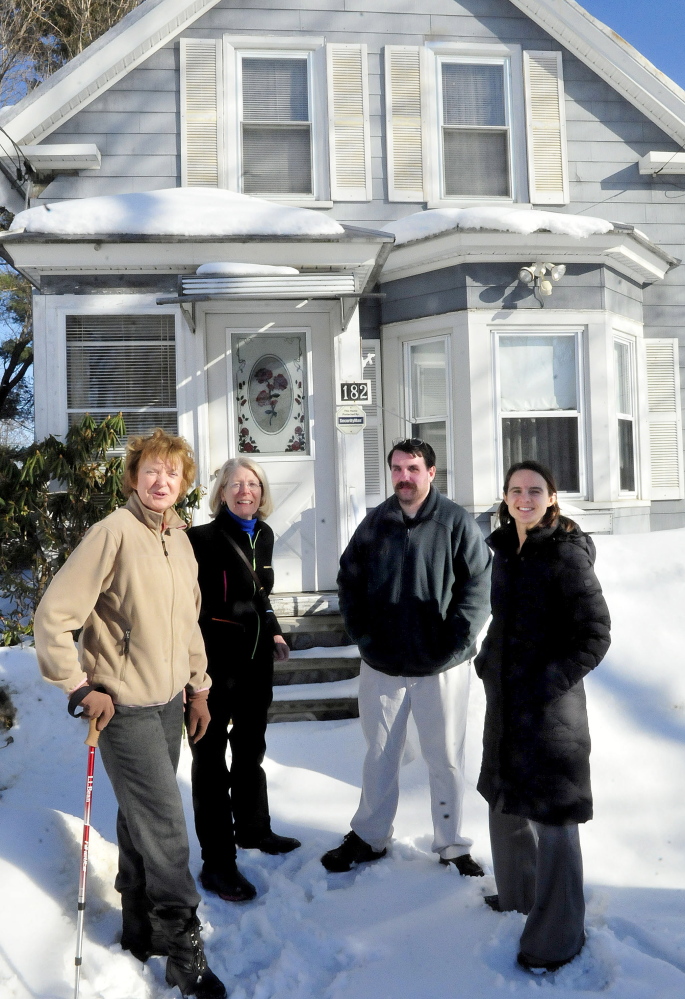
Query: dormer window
[{"left": 240, "top": 55, "right": 312, "bottom": 196}]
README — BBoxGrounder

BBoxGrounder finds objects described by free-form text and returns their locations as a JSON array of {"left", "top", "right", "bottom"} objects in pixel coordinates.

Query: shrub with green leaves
[{"left": 0, "top": 414, "right": 201, "bottom": 645}]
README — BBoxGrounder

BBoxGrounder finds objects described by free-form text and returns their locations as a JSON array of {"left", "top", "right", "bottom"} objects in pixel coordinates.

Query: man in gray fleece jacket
[{"left": 321, "top": 439, "right": 492, "bottom": 876}]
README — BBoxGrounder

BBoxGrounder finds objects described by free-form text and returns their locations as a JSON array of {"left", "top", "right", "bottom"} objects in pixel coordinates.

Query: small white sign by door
[{"left": 336, "top": 404, "right": 366, "bottom": 434}]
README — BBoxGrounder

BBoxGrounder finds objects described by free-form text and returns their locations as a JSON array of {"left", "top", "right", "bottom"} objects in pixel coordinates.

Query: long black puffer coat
[{"left": 474, "top": 520, "right": 611, "bottom": 825}]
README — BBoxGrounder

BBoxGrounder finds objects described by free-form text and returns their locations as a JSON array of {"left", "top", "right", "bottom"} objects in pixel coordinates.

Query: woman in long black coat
[
  {"left": 475, "top": 460, "right": 610, "bottom": 973},
  {"left": 188, "top": 457, "right": 300, "bottom": 904}
]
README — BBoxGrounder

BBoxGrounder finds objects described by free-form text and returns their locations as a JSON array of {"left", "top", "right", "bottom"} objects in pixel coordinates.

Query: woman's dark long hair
[{"left": 496, "top": 460, "right": 577, "bottom": 532}]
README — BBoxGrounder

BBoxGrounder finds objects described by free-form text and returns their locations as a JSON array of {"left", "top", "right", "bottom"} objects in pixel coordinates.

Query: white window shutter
[
  {"left": 384, "top": 46, "right": 424, "bottom": 202},
  {"left": 523, "top": 50, "right": 568, "bottom": 205},
  {"left": 180, "top": 37, "right": 222, "bottom": 187},
  {"left": 326, "top": 44, "right": 372, "bottom": 201},
  {"left": 645, "top": 338, "right": 684, "bottom": 500},
  {"left": 362, "top": 341, "right": 385, "bottom": 509}
]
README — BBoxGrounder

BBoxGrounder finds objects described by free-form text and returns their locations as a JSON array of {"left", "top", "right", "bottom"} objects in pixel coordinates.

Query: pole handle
[{"left": 85, "top": 717, "right": 100, "bottom": 748}]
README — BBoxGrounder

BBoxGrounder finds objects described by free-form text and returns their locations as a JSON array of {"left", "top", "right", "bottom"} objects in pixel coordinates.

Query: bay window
[
  {"left": 614, "top": 338, "right": 636, "bottom": 492},
  {"left": 497, "top": 332, "right": 581, "bottom": 493},
  {"left": 405, "top": 338, "right": 450, "bottom": 494}
]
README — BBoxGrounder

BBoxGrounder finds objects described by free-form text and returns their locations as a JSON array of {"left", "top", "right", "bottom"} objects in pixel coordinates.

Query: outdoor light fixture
[{"left": 518, "top": 261, "right": 566, "bottom": 306}]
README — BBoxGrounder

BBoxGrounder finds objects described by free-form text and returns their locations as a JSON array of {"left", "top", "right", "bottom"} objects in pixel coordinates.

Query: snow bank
[
  {"left": 9, "top": 188, "right": 345, "bottom": 238},
  {"left": 384, "top": 206, "right": 615, "bottom": 245},
  {"left": 1, "top": 527, "right": 684, "bottom": 998}
]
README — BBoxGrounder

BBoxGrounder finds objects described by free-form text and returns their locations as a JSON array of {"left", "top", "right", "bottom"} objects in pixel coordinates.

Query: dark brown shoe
[
  {"left": 321, "top": 831, "right": 386, "bottom": 873},
  {"left": 199, "top": 863, "right": 256, "bottom": 902},
  {"left": 439, "top": 853, "right": 485, "bottom": 876}
]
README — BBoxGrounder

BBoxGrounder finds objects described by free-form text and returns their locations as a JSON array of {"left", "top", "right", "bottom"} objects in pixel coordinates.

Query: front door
[{"left": 202, "top": 305, "right": 339, "bottom": 593}]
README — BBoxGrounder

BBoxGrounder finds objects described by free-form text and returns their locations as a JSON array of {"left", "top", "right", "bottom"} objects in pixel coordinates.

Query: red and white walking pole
[{"left": 74, "top": 717, "right": 100, "bottom": 999}]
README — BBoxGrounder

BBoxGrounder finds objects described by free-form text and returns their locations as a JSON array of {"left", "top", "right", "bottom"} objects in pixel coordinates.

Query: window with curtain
[
  {"left": 406, "top": 338, "right": 449, "bottom": 494},
  {"left": 241, "top": 56, "right": 312, "bottom": 195},
  {"left": 614, "top": 339, "right": 636, "bottom": 492},
  {"left": 498, "top": 333, "right": 581, "bottom": 492},
  {"left": 66, "top": 314, "right": 178, "bottom": 439},
  {"left": 440, "top": 61, "right": 511, "bottom": 198}
]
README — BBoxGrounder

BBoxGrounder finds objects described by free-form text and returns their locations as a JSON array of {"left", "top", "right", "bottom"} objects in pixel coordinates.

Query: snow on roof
[
  {"left": 383, "top": 206, "right": 615, "bottom": 245},
  {"left": 196, "top": 262, "right": 299, "bottom": 276},
  {"left": 9, "top": 188, "right": 345, "bottom": 238}
]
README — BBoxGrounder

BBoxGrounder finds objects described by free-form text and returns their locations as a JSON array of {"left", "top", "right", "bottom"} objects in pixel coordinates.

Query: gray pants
[
  {"left": 489, "top": 806, "right": 585, "bottom": 966},
  {"left": 98, "top": 694, "right": 200, "bottom": 911}
]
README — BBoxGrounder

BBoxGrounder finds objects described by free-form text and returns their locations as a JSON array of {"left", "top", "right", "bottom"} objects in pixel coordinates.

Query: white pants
[{"left": 351, "top": 661, "right": 473, "bottom": 858}]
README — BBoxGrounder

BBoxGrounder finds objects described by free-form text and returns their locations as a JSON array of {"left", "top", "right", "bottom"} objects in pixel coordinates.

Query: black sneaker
[
  {"left": 439, "top": 853, "right": 485, "bottom": 877},
  {"left": 320, "top": 831, "right": 386, "bottom": 873},
  {"left": 236, "top": 831, "right": 301, "bottom": 855},
  {"left": 199, "top": 863, "right": 257, "bottom": 902}
]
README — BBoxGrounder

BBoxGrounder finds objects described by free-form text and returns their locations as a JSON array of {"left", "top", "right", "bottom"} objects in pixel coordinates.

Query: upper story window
[
  {"left": 180, "top": 36, "right": 372, "bottom": 204},
  {"left": 240, "top": 55, "right": 312, "bottom": 196},
  {"left": 497, "top": 332, "right": 582, "bottom": 494},
  {"left": 384, "top": 45, "right": 568, "bottom": 207},
  {"left": 439, "top": 60, "right": 511, "bottom": 199}
]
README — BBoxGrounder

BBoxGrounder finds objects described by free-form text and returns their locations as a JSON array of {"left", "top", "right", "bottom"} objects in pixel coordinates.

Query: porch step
[{"left": 268, "top": 676, "right": 360, "bottom": 724}]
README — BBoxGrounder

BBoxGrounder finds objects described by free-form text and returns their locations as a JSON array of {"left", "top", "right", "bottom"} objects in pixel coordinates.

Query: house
[{"left": 1, "top": 0, "right": 684, "bottom": 596}]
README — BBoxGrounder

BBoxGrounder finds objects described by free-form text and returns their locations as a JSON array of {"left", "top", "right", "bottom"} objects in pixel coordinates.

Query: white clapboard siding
[
  {"left": 645, "top": 338, "right": 684, "bottom": 500},
  {"left": 523, "top": 50, "right": 568, "bottom": 205},
  {"left": 362, "top": 340, "right": 385, "bottom": 509},
  {"left": 385, "top": 46, "right": 424, "bottom": 202},
  {"left": 180, "top": 37, "right": 222, "bottom": 187},
  {"left": 327, "top": 44, "right": 372, "bottom": 201}
]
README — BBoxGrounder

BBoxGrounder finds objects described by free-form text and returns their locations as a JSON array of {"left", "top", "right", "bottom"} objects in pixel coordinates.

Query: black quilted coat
[{"left": 474, "top": 520, "right": 611, "bottom": 825}]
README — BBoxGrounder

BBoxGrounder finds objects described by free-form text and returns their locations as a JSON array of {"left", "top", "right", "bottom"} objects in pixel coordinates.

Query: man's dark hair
[{"left": 387, "top": 438, "right": 436, "bottom": 470}]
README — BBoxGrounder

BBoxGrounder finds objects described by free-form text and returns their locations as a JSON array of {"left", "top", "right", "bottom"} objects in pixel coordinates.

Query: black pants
[
  {"left": 190, "top": 659, "right": 274, "bottom": 868},
  {"left": 98, "top": 694, "right": 200, "bottom": 911}
]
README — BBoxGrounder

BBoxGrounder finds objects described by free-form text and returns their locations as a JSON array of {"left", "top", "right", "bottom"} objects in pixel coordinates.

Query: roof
[{"left": 0, "top": 0, "right": 685, "bottom": 149}]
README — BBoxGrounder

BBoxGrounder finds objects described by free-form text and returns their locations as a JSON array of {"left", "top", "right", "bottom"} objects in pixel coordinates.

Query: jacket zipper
[
  {"left": 160, "top": 529, "right": 176, "bottom": 699},
  {"left": 249, "top": 530, "right": 260, "bottom": 659}
]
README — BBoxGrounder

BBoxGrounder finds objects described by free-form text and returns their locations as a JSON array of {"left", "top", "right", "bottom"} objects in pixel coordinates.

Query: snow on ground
[
  {"left": 1, "top": 528, "right": 685, "bottom": 998},
  {"left": 383, "top": 206, "right": 614, "bottom": 245},
  {"left": 9, "top": 188, "right": 345, "bottom": 238}
]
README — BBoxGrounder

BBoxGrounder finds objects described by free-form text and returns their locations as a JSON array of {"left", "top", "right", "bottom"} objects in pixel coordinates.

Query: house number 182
[{"left": 339, "top": 381, "right": 371, "bottom": 404}]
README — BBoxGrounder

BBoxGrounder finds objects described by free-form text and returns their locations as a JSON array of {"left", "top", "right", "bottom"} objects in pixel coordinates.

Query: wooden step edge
[{"left": 267, "top": 697, "right": 359, "bottom": 723}]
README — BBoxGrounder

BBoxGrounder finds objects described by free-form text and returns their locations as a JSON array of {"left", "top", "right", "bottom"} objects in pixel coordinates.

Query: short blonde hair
[
  {"left": 123, "top": 428, "right": 196, "bottom": 500},
  {"left": 209, "top": 456, "right": 273, "bottom": 519}
]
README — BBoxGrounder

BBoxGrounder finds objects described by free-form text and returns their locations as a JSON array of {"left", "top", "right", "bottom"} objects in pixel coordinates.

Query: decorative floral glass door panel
[{"left": 233, "top": 332, "right": 309, "bottom": 454}]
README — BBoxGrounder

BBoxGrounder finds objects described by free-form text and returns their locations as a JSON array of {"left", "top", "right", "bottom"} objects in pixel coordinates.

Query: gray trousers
[
  {"left": 98, "top": 693, "right": 200, "bottom": 911},
  {"left": 489, "top": 807, "right": 585, "bottom": 966}
]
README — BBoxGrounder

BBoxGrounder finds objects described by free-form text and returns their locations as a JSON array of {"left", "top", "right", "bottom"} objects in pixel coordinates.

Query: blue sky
[{"left": 580, "top": 1, "right": 685, "bottom": 88}]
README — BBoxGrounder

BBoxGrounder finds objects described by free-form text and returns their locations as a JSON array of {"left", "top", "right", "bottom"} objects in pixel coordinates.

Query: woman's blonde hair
[
  {"left": 122, "top": 428, "right": 196, "bottom": 500},
  {"left": 209, "top": 456, "right": 273, "bottom": 519}
]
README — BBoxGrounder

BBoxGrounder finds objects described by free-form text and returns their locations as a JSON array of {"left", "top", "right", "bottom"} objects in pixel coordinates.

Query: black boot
[
  {"left": 120, "top": 888, "right": 167, "bottom": 962},
  {"left": 157, "top": 907, "right": 227, "bottom": 999}
]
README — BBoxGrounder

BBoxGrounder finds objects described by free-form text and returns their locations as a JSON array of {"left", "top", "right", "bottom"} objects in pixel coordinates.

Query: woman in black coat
[
  {"left": 475, "top": 460, "right": 610, "bottom": 974},
  {"left": 187, "top": 457, "right": 300, "bottom": 904}
]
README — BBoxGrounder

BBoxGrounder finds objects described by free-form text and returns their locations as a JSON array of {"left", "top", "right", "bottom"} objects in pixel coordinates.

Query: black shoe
[
  {"left": 484, "top": 894, "right": 501, "bottom": 912},
  {"left": 320, "top": 831, "right": 387, "bottom": 873},
  {"left": 439, "top": 853, "right": 485, "bottom": 877},
  {"left": 157, "top": 907, "right": 227, "bottom": 999},
  {"left": 200, "top": 863, "right": 257, "bottom": 902},
  {"left": 236, "top": 831, "right": 301, "bottom": 855},
  {"left": 517, "top": 943, "right": 583, "bottom": 975},
  {"left": 120, "top": 888, "right": 167, "bottom": 962}
]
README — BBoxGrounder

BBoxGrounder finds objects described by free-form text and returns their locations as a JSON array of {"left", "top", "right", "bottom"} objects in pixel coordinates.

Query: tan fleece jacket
[{"left": 34, "top": 491, "right": 211, "bottom": 705}]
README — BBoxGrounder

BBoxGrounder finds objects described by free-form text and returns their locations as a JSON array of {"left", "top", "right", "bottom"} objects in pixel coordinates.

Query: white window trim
[
  {"left": 224, "top": 35, "right": 330, "bottom": 205},
  {"left": 492, "top": 327, "right": 586, "bottom": 499},
  {"left": 613, "top": 334, "right": 639, "bottom": 497},
  {"left": 423, "top": 42, "right": 528, "bottom": 208},
  {"left": 224, "top": 325, "right": 316, "bottom": 462},
  {"left": 402, "top": 333, "right": 454, "bottom": 499}
]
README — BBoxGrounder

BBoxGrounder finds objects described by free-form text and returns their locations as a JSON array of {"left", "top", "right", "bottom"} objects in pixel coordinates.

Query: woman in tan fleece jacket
[{"left": 34, "top": 429, "right": 226, "bottom": 999}]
